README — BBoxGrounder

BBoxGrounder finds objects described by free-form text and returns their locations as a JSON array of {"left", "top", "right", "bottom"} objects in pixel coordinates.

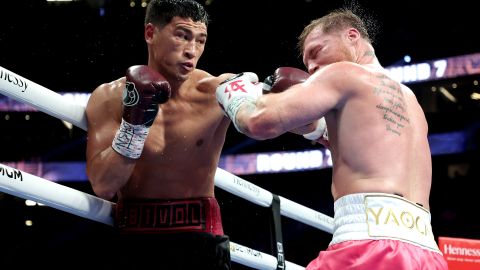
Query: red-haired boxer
[
  {"left": 86, "top": 1, "right": 233, "bottom": 269},
  {"left": 216, "top": 7, "right": 448, "bottom": 270}
]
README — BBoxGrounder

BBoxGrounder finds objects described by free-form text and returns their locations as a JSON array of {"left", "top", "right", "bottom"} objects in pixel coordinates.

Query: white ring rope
[
  {"left": 0, "top": 162, "right": 304, "bottom": 270},
  {"left": 0, "top": 66, "right": 88, "bottom": 130},
  {"left": 0, "top": 163, "right": 114, "bottom": 225},
  {"left": 214, "top": 168, "right": 334, "bottom": 234},
  {"left": 0, "top": 65, "right": 334, "bottom": 269}
]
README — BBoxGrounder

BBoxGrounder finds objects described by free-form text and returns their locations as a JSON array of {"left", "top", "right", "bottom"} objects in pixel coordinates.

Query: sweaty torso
[
  {"left": 117, "top": 71, "right": 230, "bottom": 200},
  {"left": 327, "top": 64, "right": 432, "bottom": 208}
]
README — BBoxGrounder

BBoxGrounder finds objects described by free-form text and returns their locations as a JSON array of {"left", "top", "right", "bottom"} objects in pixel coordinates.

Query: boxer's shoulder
[
  {"left": 196, "top": 71, "right": 236, "bottom": 94},
  {"left": 93, "top": 77, "right": 124, "bottom": 98},
  {"left": 87, "top": 78, "right": 124, "bottom": 112}
]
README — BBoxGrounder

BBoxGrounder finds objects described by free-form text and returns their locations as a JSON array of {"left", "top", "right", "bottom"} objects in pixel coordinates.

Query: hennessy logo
[
  {"left": 443, "top": 243, "right": 480, "bottom": 256},
  {"left": 233, "top": 176, "right": 260, "bottom": 195},
  {"left": 123, "top": 81, "right": 139, "bottom": 106},
  {"left": 0, "top": 68, "right": 28, "bottom": 92}
]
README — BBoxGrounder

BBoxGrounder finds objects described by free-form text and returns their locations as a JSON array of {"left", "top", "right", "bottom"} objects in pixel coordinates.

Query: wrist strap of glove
[
  {"left": 112, "top": 119, "right": 150, "bottom": 159},
  {"left": 303, "top": 118, "right": 327, "bottom": 141},
  {"left": 225, "top": 95, "right": 256, "bottom": 134}
]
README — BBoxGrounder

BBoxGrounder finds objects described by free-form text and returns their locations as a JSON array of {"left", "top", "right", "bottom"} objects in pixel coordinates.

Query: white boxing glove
[
  {"left": 216, "top": 72, "right": 262, "bottom": 131},
  {"left": 303, "top": 117, "right": 329, "bottom": 143}
]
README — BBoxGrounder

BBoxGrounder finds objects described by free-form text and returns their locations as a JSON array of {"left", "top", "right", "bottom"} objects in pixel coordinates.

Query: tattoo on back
[{"left": 372, "top": 74, "right": 410, "bottom": 135}]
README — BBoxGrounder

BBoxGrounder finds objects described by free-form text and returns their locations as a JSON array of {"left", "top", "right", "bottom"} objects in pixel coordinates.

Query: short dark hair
[
  {"left": 298, "top": 6, "right": 378, "bottom": 56},
  {"left": 145, "top": 0, "right": 209, "bottom": 27}
]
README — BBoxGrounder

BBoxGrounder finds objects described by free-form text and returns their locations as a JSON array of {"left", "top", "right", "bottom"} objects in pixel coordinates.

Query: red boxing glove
[
  {"left": 262, "top": 67, "right": 310, "bottom": 93},
  {"left": 112, "top": 65, "right": 171, "bottom": 159},
  {"left": 263, "top": 67, "right": 329, "bottom": 145},
  {"left": 122, "top": 65, "right": 171, "bottom": 127}
]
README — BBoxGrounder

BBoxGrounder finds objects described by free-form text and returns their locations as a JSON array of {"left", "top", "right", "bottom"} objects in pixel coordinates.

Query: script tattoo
[{"left": 372, "top": 74, "right": 410, "bottom": 135}]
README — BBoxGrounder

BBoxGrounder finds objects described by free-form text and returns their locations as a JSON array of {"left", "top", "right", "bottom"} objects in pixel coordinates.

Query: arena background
[{"left": 0, "top": 0, "right": 479, "bottom": 269}]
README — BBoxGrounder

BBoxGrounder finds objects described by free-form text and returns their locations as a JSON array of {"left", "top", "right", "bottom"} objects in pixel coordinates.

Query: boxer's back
[{"left": 329, "top": 65, "right": 432, "bottom": 208}]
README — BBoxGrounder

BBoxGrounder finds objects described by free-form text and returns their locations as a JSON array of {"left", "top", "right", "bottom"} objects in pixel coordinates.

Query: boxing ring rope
[
  {"left": 0, "top": 65, "right": 334, "bottom": 269},
  {"left": 214, "top": 168, "right": 333, "bottom": 234},
  {"left": 0, "top": 163, "right": 303, "bottom": 270}
]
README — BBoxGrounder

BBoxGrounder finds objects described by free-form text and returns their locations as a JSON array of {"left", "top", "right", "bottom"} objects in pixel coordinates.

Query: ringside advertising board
[{"left": 439, "top": 236, "right": 480, "bottom": 270}]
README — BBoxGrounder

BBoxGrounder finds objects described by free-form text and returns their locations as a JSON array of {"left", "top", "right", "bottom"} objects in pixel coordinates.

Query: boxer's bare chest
[{"left": 139, "top": 95, "right": 223, "bottom": 164}]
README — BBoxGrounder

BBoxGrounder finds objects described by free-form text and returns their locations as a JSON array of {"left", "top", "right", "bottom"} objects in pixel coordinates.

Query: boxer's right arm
[
  {"left": 86, "top": 81, "right": 131, "bottom": 200},
  {"left": 263, "top": 67, "right": 329, "bottom": 144}
]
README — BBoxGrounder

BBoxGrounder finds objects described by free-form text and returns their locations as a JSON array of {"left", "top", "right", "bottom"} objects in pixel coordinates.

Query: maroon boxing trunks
[{"left": 114, "top": 197, "right": 224, "bottom": 235}]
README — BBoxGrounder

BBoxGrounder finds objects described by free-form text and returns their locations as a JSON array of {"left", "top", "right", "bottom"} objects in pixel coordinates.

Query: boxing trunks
[
  {"left": 113, "top": 197, "right": 231, "bottom": 270},
  {"left": 306, "top": 193, "right": 448, "bottom": 270},
  {"left": 115, "top": 197, "right": 224, "bottom": 235}
]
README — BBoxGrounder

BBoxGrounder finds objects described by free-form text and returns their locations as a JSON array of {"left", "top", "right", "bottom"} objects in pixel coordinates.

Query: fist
[
  {"left": 122, "top": 65, "right": 171, "bottom": 127},
  {"left": 215, "top": 72, "right": 261, "bottom": 129},
  {"left": 262, "top": 67, "right": 310, "bottom": 93}
]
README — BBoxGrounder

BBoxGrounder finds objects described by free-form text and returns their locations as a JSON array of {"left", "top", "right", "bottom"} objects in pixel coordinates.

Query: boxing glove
[
  {"left": 112, "top": 65, "right": 171, "bottom": 159},
  {"left": 216, "top": 72, "right": 262, "bottom": 132},
  {"left": 303, "top": 117, "right": 329, "bottom": 145},
  {"left": 263, "top": 67, "right": 329, "bottom": 144},
  {"left": 262, "top": 67, "right": 310, "bottom": 93}
]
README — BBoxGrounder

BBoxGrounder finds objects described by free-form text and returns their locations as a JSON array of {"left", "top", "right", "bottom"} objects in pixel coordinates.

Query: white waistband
[{"left": 330, "top": 193, "right": 441, "bottom": 253}]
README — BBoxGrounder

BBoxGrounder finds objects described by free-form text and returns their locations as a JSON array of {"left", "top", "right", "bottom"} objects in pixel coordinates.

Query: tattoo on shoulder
[{"left": 372, "top": 74, "right": 410, "bottom": 136}]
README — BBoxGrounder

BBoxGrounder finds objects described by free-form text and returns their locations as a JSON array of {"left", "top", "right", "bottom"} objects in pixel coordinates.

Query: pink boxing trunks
[
  {"left": 306, "top": 193, "right": 448, "bottom": 270},
  {"left": 114, "top": 197, "right": 224, "bottom": 236}
]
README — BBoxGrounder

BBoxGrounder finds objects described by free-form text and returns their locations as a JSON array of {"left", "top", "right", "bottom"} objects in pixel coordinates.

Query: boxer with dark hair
[
  {"left": 216, "top": 7, "right": 447, "bottom": 270},
  {"left": 86, "top": 0, "right": 233, "bottom": 269}
]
